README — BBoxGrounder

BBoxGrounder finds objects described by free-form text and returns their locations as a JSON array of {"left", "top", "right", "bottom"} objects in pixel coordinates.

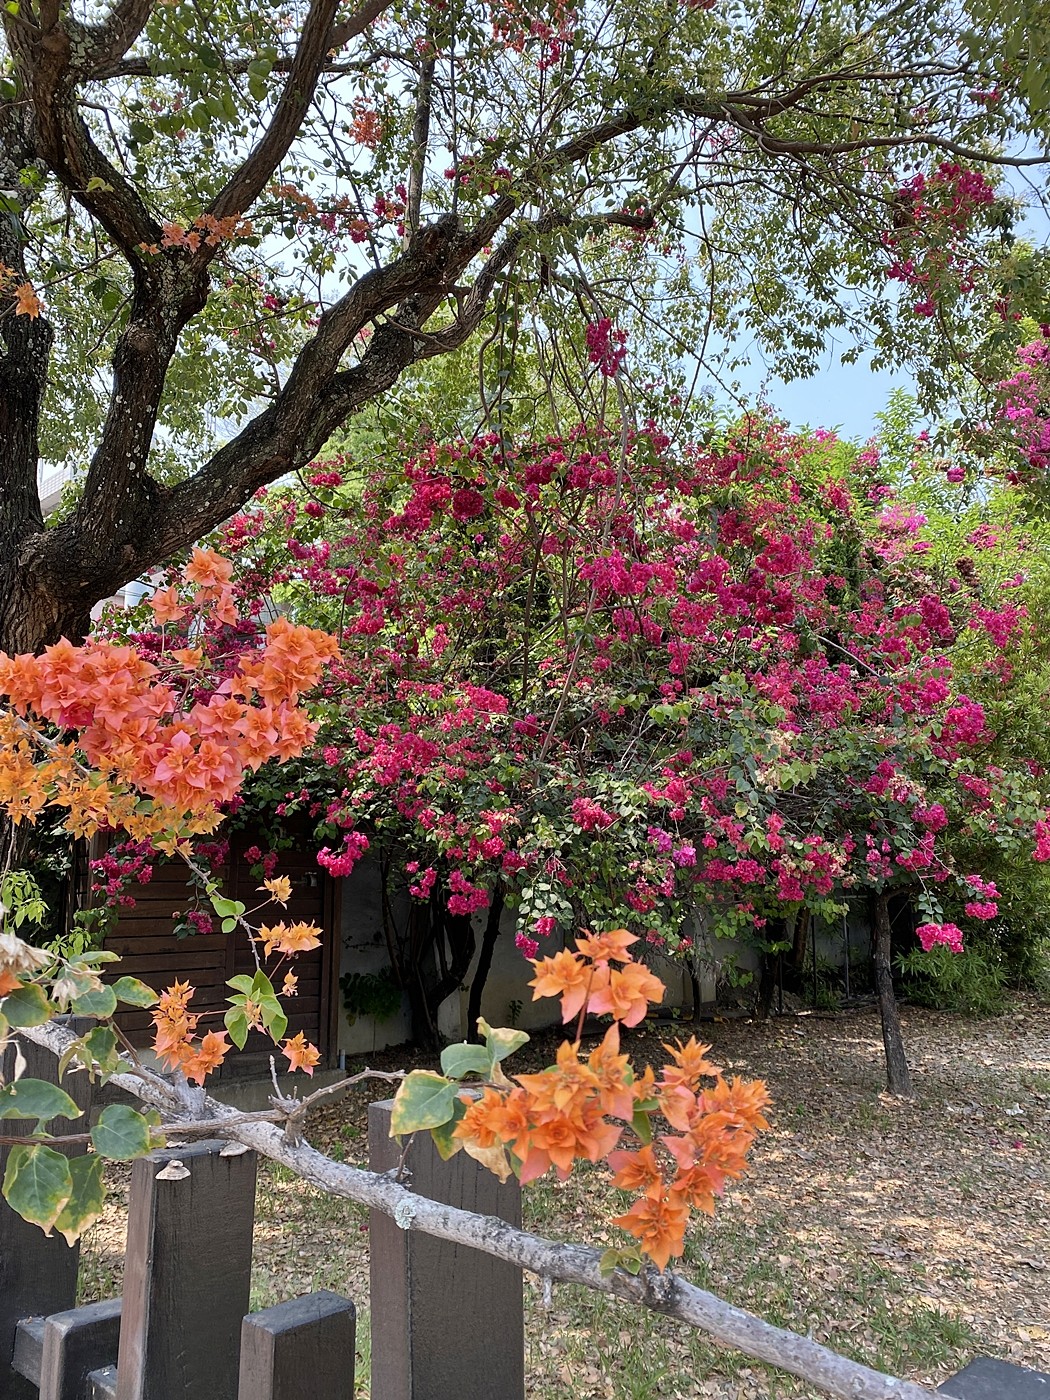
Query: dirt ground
[{"left": 77, "top": 999, "right": 1050, "bottom": 1397}]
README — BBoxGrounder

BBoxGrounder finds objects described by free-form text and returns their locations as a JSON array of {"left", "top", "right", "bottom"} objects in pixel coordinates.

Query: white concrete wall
[{"left": 335, "top": 859, "right": 725, "bottom": 1053}]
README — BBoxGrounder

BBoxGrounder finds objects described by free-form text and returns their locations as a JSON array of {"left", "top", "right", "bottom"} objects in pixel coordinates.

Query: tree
[
  {"left": 2, "top": 0, "right": 1050, "bottom": 659},
  {"left": 121, "top": 409, "right": 1050, "bottom": 1082}
]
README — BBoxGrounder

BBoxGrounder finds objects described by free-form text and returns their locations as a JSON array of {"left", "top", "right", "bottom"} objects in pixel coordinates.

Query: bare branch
[{"left": 405, "top": 48, "right": 437, "bottom": 241}]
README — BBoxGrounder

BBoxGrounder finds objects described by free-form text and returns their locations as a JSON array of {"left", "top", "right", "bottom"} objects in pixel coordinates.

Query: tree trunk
[
  {"left": 466, "top": 888, "right": 505, "bottom": 1042},
  {"left": 791, "top": 908, "right": 810, "bottom": 971},
  {"left": 689, "top": 967, "right": 704, "bottom": 1027},
  {"left": 755, "top": 951, "right": 776, "bottom": 1019},
  {"left": 754, "top": 917, "right": 787, "bottom": 1019},
  {"left": 871, "top": 892, "right": 913, "bottom": 1097}
]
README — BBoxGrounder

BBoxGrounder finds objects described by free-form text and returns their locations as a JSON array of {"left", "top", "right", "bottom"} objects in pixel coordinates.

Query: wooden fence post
[
  {"left": 39, "top": 1298, "right": 123, "bottom": 1400},
  {"left": 114, "top": 1140, "right": 257, "bottom": 1400},
  {"left": 367, "top": 1100, "right": 525, "bottom": 1400},
  {"left": 0, "top": 1027, "right": 94, "bottom": 1400},
  {"left": 238, "top": 1291, "right": 356, "bottom": 1400}
]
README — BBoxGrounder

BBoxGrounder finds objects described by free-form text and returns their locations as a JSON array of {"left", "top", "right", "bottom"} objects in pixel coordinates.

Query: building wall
[{"left": 335, "top": 859, "right": 725, "bottom": 1056}]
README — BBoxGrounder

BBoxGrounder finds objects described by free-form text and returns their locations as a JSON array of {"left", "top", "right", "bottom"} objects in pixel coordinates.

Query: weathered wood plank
[
  {"left": 114, "top": 1141, "right": 257, "bottom": 1400},
  {"left": 1, "top": 1027, "right": 94, "bottom": 1400},
  {"left": 105, "top": 936, "right": 228, "bottom": 955},
  {"left": 40, "top": 1299, "right": 122, "bottom": 1400},
  {"left": 238, "top": 1292, "right": 355, "bottom": 1400},
  {"left": 940, "top": 1358, "right": 1050, "bottom": 1397},
  {"left": 10, "top": 1320, "right": 43, "bottom": 1390},
  {"left": 367, "top": 1101, "right": 525, "bottom": 1400},
  {"left": 86, "top": 1366, "right": 117, "bottom": 1400}
]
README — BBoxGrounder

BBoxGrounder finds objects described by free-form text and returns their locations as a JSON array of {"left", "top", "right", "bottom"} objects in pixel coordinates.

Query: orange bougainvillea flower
[
  {"left": 281, "top": 971, "right": 298, "bottom": 996},
  {"left": 612, "top": 1189, "right": 691, "bottom": 1271},
  {"left": 182, "top": 1030, "right": 230, "bottom": 1085},
  {"left": 282, "top": 1031, "right": 321, "bottom": 1075},
  {"left": 151, "top": 979, "right": 200, "bottom": 1070},
  {"left": 698, "top": 1075, "right": 772, "bottom": 1132},
  {"left": 183, "top": 547, "right": 234, "bottom": 589},
  {"left": 668, "top": 1162, "right": 721, "bottom": 1215},
  {"left": 587, "top": 1023, "right": 635, "bottom": 1121},
  {"left": 660, "top": 1037, "right": 718, "bottom": 1093},
  {"left": 268, "top": 921, "right": 322, "bottom": 955},
  {"left": 12, "top": 281, "right": 42, "bottom": 318},
  {"left": 528, "top": 948, "right": 593, "bottom": 1022},
  {"left": 0, "top": 968, "right": 22, "bottom": 996},
  {"left": 607, "top": 1143, "right": 665, "bottom": 1197},
  {"left": 574, "top": 928, "right": 638, "bottom": 964},
  {"left": 262, "top": 875, "right": 293, "bottom": 905},
  {"left": 586, "top": 960, "right": 665, "bottom": 1026},
  {"left": 149, "top": 586, "right": 186, "bottom": 624}
]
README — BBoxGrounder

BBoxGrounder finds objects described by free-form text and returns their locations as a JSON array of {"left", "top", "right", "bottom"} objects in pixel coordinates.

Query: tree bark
[
  {"left": 871, "top": 892, "right": 913, "bottom": 1098},
  {"left": 689, "top": 967, "right": 704, "bottom": 1027},
  {"left": 754, "top": 917, "right": 787, "bottom": 1019},
  {"left": 755, "top": 952, "right": 776, "bottom": 1019}
]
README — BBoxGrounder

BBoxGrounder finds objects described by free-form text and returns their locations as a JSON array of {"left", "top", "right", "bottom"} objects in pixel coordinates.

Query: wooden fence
[
  {"left": 0, "top": 1033, "right": 523, "bottom": 1400},
  {"left": 2, "top": 1031, "right": 1045, "bottom": 1400}
]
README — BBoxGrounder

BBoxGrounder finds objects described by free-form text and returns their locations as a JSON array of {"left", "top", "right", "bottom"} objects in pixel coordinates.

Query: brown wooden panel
[
  {"left": 100, "top": 827, "right": 336, "bottom": 1065},
  {"left": 239, "top": 1292, "right": 355, "bottom": 1400},
  {"left": 106, "top": 951, "right": 227, "bottom": 975},
  {"left": 116, "top": 1143, "right": 256, "bottom": 1400},
  {"left": 107, "top": 934, "right": 228, "bottom": 956}
]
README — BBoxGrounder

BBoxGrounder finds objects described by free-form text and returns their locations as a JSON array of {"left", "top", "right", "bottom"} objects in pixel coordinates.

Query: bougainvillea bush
[
  {"left": 98, "top": 407, "right": 1050, "bottom": 1037},
  {"left": 0, "top": 555, "right": 772, "bottom": 1265}
]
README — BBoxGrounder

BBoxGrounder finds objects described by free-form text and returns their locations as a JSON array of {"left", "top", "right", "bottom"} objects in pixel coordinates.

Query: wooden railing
[
  {"left": 2, "top": 1029, "right": 1042, "bottom": 1400},
  {"left": 0, "top": 1034, "right": 523, "bottom": 1400}
]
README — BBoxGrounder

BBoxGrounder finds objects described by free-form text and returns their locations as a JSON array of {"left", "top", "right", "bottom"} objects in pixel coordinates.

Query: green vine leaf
[
  {"left": 390, "top": 1071, "right": 459, "bottom": 1135},
  {"left": 3, "top": 1144, "right": 73, "bottom": 1233},
  {"left": 90, "top": 1104, "right": 153, "bottom": 1161},
  {"left": 53, "top": 1154, "right": 107, "bottom": 1246}
]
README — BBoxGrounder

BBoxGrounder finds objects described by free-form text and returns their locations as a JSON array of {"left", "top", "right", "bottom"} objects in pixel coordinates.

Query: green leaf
[
  {"left": 631, "top": 1106, "right": 654, "bottom": 1145},
  {"left": 430, "top": 1097, "right": 467, "bottom": 1159},
  {"left": 227, "top": 974, "right": 256, "bottom": 995},
  {"left": 440, "top": 1043, "right": 493, "bottom": 1080},
  {"left": 53, "top": 1154, "right": 107, "bottom": 1246},
  {"left": 1, "top": 983, "right": 52, "bottom": 1027},
  {"left": 220, "top": 918, "right": 237, "bottom": 934},
  {"left": 389, "top": 1071, "right": 459, "bottom": 1135},
  {"left": 476, "top": 1018, "right": 529, "bottom": 1064},
  {"left": 112, "top": 976, "right": 158, "bottom": 1008},
  {"left": 599, "top": 1245, "right": 644, "bottom": 1278},
  {"left": 224, "top": 1007, "right": 249, "bottom": 1050},
  {"left": 0, "top": 1078, "right": 81, "bottom": 1126},
  {"left": 3, "top": 1144, "right": 73, "bottom": 1233},
  {"left": 210, "top": 896, "right": 245, "bottom": 920},
  {"left": 90, "top": 1104, "right": 152, "bottom": 1161},
  {"left": 72, "top": 985, "right": 118, "bottom": 1019},
  {"left": 78, "top": 1025, "right": 123, "bottom": 1077},
  {"left": 260, "top": 1005, "right": 288, "bottom": 1041}
]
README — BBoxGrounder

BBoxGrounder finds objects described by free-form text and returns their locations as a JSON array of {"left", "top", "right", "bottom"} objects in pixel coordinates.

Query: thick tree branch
[
  {"left": 205, "top": 0, "right": 386, "bottom": 226},
  {"left": 5, "top": 10, "right": 162, "bottom": 257},
  {"left": 20, "top": 1019, "right": 938, "bottom": 1400},
  {"left": 75, "top": 0, "right": 157, "bottom": 76}
]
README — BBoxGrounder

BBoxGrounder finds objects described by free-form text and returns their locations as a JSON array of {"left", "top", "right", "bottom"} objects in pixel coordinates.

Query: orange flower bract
[{"left": 282, "top": 1032, "right": 321, "bottom": 1075}]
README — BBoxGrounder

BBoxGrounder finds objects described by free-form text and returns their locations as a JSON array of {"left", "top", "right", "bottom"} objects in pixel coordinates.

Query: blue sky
[{"left": 729, "top": 352, "right": 905, "bottom": 440}]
